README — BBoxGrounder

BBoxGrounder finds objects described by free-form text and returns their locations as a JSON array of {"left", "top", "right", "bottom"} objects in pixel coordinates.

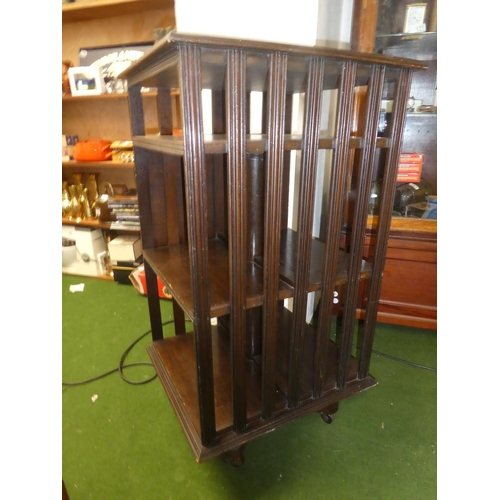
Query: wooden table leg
[{"left": 62, "top": 480, "right": 70, "bottom": 500}]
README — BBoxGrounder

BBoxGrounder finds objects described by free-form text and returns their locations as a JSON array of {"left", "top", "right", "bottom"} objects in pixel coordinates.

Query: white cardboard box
[{"left": 108, "top": 235, "right": 143, "bottom": 262}]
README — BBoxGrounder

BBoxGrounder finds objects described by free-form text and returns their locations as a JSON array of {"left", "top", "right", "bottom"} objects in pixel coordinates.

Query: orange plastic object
[{"left": 74, "top": 138, "right": 112, "bottom": 161}]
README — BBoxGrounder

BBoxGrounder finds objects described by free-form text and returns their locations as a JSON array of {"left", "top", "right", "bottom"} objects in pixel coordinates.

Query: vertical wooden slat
[
  {"left": 130, "top": 148, "right": 163, "bottom": 342},
  {"left": 313, "top": 61, "right": 357, "bottom": 398},
  {"left": 157, "top": 87, "right": 173, "bottom": 135},
  {"left": 178, "top": 43, "right": 216, "bottom": 446},
  {"left": 172, "top": 298, "right": 187, "bottom": 335},
  {"left": 128, "top": 85, "right": 145, "bottom": 137},
  {"left": 357, "top": 68, "right": 413, "bottom": 379},
  {"left": 162, "top": 154, "right": 186, "bottom": 245},
  {"left": 147, "top": 151, "right": 170, "bottom": 247},
  {"left": 336, "top": 65, "right": 385, "bottom": 389},
  {"left": 128, "top": 88, "right": 148, "bottom": 247},
  {"left": 246, "top": 153, "right": 265, "bottom": 360},
  {"left": 261, "top": 51, "right": 287, "bottom": 420},
  {"left": 288, "top": 57, "right": 325, "bottom": 409},
  {"left": 129, "top": 88, "right": 165, "bottom": 340},
  {"left": 161, "top": 141, "right": 187, "bottom": 338},
  {"left": 225, "top": 48, "right": 248, "bottom": 432}
]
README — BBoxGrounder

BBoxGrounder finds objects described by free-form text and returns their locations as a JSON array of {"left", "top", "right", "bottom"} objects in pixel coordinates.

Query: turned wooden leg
[
  {"left": 220, "top": 444, "right": 246, "bottom": 467},
  {"left": 318, "top": 402, "right": 340, "bottom": 424}
]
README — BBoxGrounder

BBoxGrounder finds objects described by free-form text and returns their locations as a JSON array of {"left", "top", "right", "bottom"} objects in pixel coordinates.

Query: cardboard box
[
  {"left": 108, "top": 235, "right": 142, "bottom": 262},
  {"left": 129, "top": 265, "right": 172, "bottom": 300}
]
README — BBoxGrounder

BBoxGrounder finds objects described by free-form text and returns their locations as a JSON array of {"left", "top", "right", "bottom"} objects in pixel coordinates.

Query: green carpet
[{"left": 62, "top": 275, "right": 437, "bottom": 499}]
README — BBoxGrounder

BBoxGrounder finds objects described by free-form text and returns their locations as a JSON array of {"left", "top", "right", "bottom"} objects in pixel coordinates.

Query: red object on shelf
[
  {"left": 397, "top": 153, "right": 423, "bottom": 182},
  {"left": 396, "top": 172, "right": 421, "bottom": 183},
  {"left": 399, "top": 152, "right": 425, "bottom": 164},
  {"left": 129, "top": 265, "right": 172, "bottom": 300},
  {"left": 74, "top": 138, "right": 112, "bottom": 161},
  {"left": 397, "top": 163, "right": 423, "bottom": 173}
]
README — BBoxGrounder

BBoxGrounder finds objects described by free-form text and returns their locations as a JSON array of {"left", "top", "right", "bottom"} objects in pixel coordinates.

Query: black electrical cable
[
  {"left": 371, "top": 348, "right": 437, "bottom": 372},
  {"left": 62, "top": 319, "right": 191, "bottom": 388},
  {"left": 349, "top": 342, "right": 436, "bottom": 372}
]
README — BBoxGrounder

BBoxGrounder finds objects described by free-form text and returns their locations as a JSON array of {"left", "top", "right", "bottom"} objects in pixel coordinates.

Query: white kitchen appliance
[{"left": 62, "top": 225, "right": 108, "bottom": 277}]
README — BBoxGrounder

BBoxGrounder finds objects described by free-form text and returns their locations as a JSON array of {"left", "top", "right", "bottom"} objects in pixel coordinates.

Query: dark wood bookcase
[{"left": 121, "top": 32, "right": 425, "bottom": 465}]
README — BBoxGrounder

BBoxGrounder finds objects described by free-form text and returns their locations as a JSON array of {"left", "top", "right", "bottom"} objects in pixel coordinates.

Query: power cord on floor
[
  {"left": 62, "top": 320, "right": 186, "bottom": 388},
  {"left": 370, "top": 348, "right": 437, "bottom": 372}
]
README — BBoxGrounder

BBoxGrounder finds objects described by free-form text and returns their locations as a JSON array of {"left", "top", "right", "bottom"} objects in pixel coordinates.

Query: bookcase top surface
[{"left": 120, "top": 30, "right": 427, "bottom": 89}]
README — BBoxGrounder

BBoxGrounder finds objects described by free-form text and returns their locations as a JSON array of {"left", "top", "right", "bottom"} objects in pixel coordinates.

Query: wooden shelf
[
  {"left": 147, "top": 308, "right": 375, "bottom": 462},
  {"left": 62, "top": 0, "right": 173, "bottom": 23},
  {"left": 62, "top": 217, "right": 140, "bottom": 233},
  {"left": 62, "top": 217, "right": 109, "bottom": 229},
  {"left": 62, "top": 160, "right": 135, "bottom": 170},
  {"left": 144, "top": 238, "right": 294, "bottom": 320},
  {"left": 144, "top": 229, "right": 372, "bottom": 320},
  {"left": 62, "top": 91, "right": 158, "bottom": 102},
  {"left": 132, "top": 134, "right": 391, "bottom": 157},
  {"left": 254, "top": 228, "right": 372, "bottom": 291}
]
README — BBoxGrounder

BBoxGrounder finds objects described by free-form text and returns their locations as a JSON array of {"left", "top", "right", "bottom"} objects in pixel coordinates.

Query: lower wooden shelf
[
  {"left": 147, "top": 307, "right": 376, "bottom": 462},
  {"left": 145, "top": 229, "right": 372, "bottom": 321},
  {"left": 144, "top": 238, "right": 294, "bottom": 319}
]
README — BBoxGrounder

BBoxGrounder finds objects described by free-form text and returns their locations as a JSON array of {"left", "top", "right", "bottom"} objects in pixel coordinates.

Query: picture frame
[
  {"left": 68, "top": 66, "right": 105, "bottom": 96},
  {"left": 78, "top": 43, "right": 154, "bottom": 82},
  {"left": 403, "top": 3, "right": 427, "bottom": 34}
]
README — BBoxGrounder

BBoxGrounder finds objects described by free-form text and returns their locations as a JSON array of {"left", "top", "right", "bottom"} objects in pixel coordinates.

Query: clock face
[{"left": 404, "top": 4, "right": 427, "bottom": 33}]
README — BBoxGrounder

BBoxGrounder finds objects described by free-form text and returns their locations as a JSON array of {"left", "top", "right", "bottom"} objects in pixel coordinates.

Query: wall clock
[{"left": 403, "top": 3, "right": 427, "bottom": 33}]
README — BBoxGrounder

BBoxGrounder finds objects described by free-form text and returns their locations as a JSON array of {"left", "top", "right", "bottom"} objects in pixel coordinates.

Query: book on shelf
[
  {"left": 110, "top": 220, "right": 141, "bottom": 230},
  {"left": 396, "top": 172, "right": 421, "bottom": 183},
  {"left": 399, "top": 153, "right": 425, "bottom": 164},
  {"left": 115, "top": 214, "right": 140, "bottom": 221},
  {"left": 109, "top": 207, "right": 139, "bottom": 213},
  {"left": 397, "top": 163, "right": 423, "bottom": 173}
]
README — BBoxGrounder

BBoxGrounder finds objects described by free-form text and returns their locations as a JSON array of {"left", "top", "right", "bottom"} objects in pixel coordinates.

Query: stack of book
[
  {"left": 108, "top": 196, "right": 141, "bottom": 231},
  {"left": 397, "top": 153, "right": 424, "bottom": 183}
]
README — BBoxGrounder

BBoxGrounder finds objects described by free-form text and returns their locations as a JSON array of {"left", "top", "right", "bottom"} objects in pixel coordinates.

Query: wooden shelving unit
[
  {"left": 62, "top": 91, "right": 159, "bottom": 102},
  {"left": 120, "top": 32, "right": 426, "bottom": 465},
  {"left": 61, "top": 0, "right": 176, "bottom": 279},
  {"left": 62, "top": 0, "right": 173, "bottom": 23},
  {"left": 62, "top": 160, "right": 135, "bottom": 170}
]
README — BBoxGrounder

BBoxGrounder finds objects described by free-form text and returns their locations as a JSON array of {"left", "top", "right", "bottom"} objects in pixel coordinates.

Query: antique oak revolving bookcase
[{"left": 121, "top": 32, "right": 425, "bottom": 465}]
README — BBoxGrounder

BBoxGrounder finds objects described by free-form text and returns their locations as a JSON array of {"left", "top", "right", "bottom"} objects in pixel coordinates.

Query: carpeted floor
[{"left": 62, "top": 274, "right": 437, "bottom": 499}]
